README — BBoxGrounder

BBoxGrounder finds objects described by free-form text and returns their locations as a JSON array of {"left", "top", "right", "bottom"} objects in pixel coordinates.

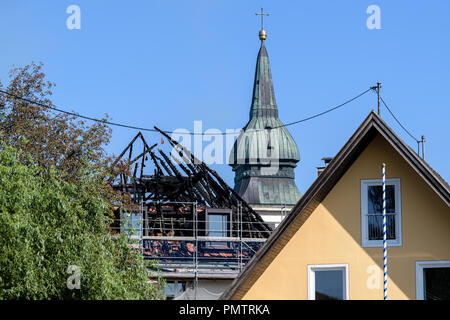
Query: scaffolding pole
[
  {"left": 239, "top": 201, "right": 243, "bottom": 273},
  {"left": 194, "top": 201, "right": 198, "bottom": 300},
  {"left": 115, "top": 198, "right": 272, "bottom": 300}
]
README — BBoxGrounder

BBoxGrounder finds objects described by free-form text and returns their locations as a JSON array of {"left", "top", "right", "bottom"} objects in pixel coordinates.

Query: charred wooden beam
[
  {"left": 158, "top": 149, "right": 182, "bottom": 177},
  {"left": 111, "top": 128, "right": 273, "bottom": 239}
]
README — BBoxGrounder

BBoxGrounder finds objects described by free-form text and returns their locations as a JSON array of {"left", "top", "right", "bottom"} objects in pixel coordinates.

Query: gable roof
[{"left": 221, "top": 111, "right": 450, "bottom": 299}]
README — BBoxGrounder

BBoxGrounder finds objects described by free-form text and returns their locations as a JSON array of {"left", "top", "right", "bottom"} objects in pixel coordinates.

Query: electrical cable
[
  {"left": 0, "top": 87, "right": 372, "bottom": 136},
  {"left": 271, "top": 88, "right": 372, "bottom": 129},
  {"left": 380, "top": 96, "right": 420, "bottom": 142}
]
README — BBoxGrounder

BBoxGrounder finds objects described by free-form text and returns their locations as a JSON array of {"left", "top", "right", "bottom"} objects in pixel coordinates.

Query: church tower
[{"left": 229, "top": 11, "right": 301, "bottom": 227}]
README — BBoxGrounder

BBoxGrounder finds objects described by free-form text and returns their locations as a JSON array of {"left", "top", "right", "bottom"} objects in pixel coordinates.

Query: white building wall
[
  {"left": 250, "top": 204, "right": 294, "bottom": 229},
  {"left": 173, "top": 279, "right": 233, "bottom": 300}
]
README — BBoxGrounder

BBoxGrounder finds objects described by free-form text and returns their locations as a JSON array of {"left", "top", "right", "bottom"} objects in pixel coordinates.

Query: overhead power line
[
  {"left": 0, "top": 88, "right": 371, "bottom": 136},
  {"left": 380, "top": 96, "right": 420, "bottom": 142},
  {"left": 272, "top": 88, "right": 373, "bottom": 129}
]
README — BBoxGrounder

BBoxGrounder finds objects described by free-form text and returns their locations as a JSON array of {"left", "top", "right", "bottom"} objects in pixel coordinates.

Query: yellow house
[{"left": 221, "top": 111, "right": 450, "bottom": 300}]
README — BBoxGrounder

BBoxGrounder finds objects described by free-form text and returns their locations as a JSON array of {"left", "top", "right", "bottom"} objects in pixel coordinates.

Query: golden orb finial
[{"left": 259, "top": 29, "right": 267, "bottom": 41}]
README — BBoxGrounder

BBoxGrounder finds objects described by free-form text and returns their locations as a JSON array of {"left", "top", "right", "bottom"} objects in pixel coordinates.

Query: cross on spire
[{"left": 255, "top": 7, "right": 270, "bottom": 30}]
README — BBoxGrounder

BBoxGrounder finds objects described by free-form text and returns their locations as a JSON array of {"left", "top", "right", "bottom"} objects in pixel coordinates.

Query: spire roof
[
  {"left": 249, "top": 43, "right": 279, "bottom": 119},
  {"left": 229, "top": 39, "right": 301, "bottom": 205},
  {"left": 231, "top": 41, "right": 300, "bottom": 163}
]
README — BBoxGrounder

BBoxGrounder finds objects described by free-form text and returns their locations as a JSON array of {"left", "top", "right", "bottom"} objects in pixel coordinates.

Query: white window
[
  {"left": 121, "top": 211, "right": 143, "bottom": 237},
  {"left": 164, "top": 280, "right": 186, "bottom": 300},
  {"left": 361, "top": 178, "right": 402, "bottom": 247},
  {"left": 203, "top": 209, "right": 232, "bottom": 249},
  {"left": 206, "top": 209, "right": 231, "bottom": 237},
  {"left": 208, "top": 214, "right": 229, "bottom": 237},
  {"left": 307, "top": 264, "right": 349, "bottom": 300},
  {"left": 416, "top": 261, "right": 450, "bottom": 300}
]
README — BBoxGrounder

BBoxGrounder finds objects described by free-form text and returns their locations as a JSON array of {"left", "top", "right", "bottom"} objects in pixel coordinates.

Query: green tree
[
  {"left": 0, "top": 62, "right": 113, "bottom": 185},
  {"left": 0, "top": 142, "right": 164, "bottom": 299},
  {"left": 0, "top": 63, "right": 165, "bottom": 299}
]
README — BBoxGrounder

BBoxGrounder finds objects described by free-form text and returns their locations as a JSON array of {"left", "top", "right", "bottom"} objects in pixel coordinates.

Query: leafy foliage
[
  {"left": 0, "top": 63, "right": 165, "bottom": 299},
  {"left": 0, "top": 142, "right": 164, "bottom": 299},
  {"left": 0, "top": 62, "right": 113, "bottom": 185}
]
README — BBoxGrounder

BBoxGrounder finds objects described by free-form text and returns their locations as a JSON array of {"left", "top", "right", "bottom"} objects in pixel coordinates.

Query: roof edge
[{"left": 220, "top": 111, "right": 449, "bottom": 300}]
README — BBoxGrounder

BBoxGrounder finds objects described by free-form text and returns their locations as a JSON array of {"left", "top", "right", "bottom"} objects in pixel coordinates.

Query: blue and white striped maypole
[{"left": 382, "top": 163, "right": 388, "bottom": 300}]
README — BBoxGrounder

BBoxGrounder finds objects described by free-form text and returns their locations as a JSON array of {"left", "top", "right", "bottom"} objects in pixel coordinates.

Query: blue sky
[{"left": 1, "top": 1, "right": 449, "bottom": 194}]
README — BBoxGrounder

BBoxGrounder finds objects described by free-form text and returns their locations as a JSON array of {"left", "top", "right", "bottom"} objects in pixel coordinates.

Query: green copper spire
[
  {"left": 229, "top": 39, "right": 301, "bottom": 206},
  {"left": 249, "top": 43, "right": 278, "bottom": 119}
]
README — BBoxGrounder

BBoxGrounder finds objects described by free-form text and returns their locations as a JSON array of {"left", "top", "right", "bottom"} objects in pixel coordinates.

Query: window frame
[
  {"left": 202, "top": 208, "right": 232, "bottom": 249},
  {"left": 205, "top": 208, "right": 232, "bottom": 238},
  {"left": 307, "top": 264, "right": 349, "bottom": 300},
  {"left": 164, "top": 280, "right": 187, "bottom": 300},
  {"left": 121, "top": 210, "right": 143, "bottom": 237},
  {"left": 360, "top": 178, "right": 402, "bottom": 247},
  {"left": 415, "top": 260, "right": 450, "bottom": 300}
]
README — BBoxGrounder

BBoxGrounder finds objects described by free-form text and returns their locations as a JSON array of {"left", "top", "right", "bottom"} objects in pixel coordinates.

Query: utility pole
[
  {"left": 377, "top": 82, "right": 382, "bottom": 116},
  {"left": 421, "top": 135, "right": 426, "bottom": 160}
]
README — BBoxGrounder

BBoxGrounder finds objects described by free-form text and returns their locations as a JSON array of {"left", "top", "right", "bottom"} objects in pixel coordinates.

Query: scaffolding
[
  {"left": 112, "top": 200, "right": 268, "bottom": 274},
  {"left": 109, "top": 130, "right": 273, "bottom": 298},
  {"left": 112, "top": 200, "right": 269, "bottom": 299},
  {"left": 110, "top": 129, "right": 271, "bottom": 237}
]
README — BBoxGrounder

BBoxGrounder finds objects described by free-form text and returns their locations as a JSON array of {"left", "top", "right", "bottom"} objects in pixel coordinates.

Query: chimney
[{"left": 317, "top": 157, "right": 333, "bottom": 176}]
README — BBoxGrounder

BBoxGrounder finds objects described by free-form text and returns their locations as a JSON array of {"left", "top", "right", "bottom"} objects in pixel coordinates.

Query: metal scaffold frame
[
  {"left": 113, "top": 199, "right": 270, "bottom": 298},
  {"left": 109, "top": 129, "right": 273, "bottom": 297}
]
